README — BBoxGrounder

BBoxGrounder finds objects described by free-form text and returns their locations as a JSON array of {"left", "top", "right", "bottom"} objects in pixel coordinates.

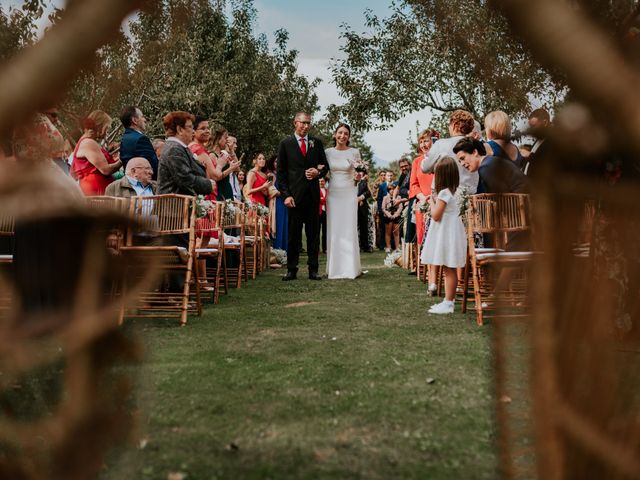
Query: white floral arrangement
[
  {"left": 271, "top": 248, "right": 287, "bottom": 264},
  {"left": 223, "top": 199, "right": 239, "bottom": 223},
  {"left": 456, "top": 187, "right": 472, "bottom": 218},
  {"left": 349, "top": 149, "right": 368, "bottom": 186},
  {"left": 383, "top": 250, "right": 402, "bottom": 267},
  {"left": 195, "top": 195, "right": 215, "bottom": 218},
  {"left": 256, "top": 204, "right": 270, "bottom": 217}
]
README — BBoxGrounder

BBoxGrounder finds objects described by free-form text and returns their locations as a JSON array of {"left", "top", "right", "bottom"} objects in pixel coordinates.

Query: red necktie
[{"left": 299, "top": 137, "right": 307, "bottom": 156}]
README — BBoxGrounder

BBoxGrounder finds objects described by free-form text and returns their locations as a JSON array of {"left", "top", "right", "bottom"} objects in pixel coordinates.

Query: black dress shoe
[
  {"left": 282, "top": 271, "right": 297, "bottom": 281},
  {"left": 308, "top": 272, "right": 322, "bottom": 280}
]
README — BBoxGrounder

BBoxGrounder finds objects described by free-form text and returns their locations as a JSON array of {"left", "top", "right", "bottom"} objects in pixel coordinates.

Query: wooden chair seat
[{"left": 0, "top": 255, "right": 12, "bottom": 263}]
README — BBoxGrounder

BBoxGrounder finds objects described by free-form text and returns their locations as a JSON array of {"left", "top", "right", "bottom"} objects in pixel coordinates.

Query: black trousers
[
  {"left": 357, "top": 204, "right": 370, "bottom": 250},
  {"left": 287, "top": 198, "right": 320, "bottom": 273},
  {"left": 404, "top": 198, "right": 417, "bottom": 243},
  {"left": 319, "top": 211, "right": 327, "bottom": 253}
]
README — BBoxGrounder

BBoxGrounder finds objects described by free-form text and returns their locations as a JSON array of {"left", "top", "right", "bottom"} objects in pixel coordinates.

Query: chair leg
[
  {"left": 193, "top": 258, "right": 202, "bottom": 317},
  {"left": 461, "top": 255, "right": 470, "bottom": 314}
]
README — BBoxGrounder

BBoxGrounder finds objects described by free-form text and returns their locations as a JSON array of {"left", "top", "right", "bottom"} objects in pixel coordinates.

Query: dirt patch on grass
[{"left": 284, "top": 301, "right": 320, "bottom": 308}]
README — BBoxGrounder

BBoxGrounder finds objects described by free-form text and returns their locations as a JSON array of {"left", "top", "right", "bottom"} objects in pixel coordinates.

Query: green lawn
[{"left": 104, "top": 251, "right": 497, "bottom": 479}]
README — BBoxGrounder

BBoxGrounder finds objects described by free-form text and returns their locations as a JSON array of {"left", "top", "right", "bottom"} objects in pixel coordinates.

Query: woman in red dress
[
  {"left": 246, "top": 152, "right": 271, "bottom": 206},
  {"left": 71, "top": 110, "right": 122, "bottom": 195}
]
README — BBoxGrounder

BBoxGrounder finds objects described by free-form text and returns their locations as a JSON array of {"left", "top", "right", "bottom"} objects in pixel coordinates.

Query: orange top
[{"left": 409, "top": 154, "right": 433, "bottom": 199}]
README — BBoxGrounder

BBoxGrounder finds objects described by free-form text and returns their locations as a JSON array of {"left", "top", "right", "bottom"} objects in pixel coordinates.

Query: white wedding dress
[{"left": 325, "top": 147, "right": 362, "bottom": 279}]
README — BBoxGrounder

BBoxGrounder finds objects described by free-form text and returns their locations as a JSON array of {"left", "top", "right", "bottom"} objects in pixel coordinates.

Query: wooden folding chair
[
  {"left": 118, "top": 194, "right": 200, "bottom": 326},
  {"left": 219, "top": 200, "right": 247, "bottom": 288},
  {"left": 243, "top": 203, "right": 260, "bottom": 280},
  {"left": 0, "top": 210, "right": 14, "bottom": 266},
  {"left": 194, "top": 201, "right": 226, "bottom": 304},
  {"left": 465, "top": 194, "right": 537, "bottom": 325}
]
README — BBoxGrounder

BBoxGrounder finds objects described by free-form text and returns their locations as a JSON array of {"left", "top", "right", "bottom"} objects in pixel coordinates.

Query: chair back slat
[
  {"left": 125, "top": 194, "right": 196, "bottom": 245},
  {"left": 0, "top": 211, "right": 14, "bottom": 236}
]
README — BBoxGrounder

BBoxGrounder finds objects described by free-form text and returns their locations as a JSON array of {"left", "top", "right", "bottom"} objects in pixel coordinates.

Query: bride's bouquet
[{"left": 349, "top": 150, "right": 368, "bottom": 186}]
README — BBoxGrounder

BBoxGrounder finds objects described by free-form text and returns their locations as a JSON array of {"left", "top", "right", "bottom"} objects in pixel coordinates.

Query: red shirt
[{"left": 319, "top": 187, "right": 327, "bottom": 214}]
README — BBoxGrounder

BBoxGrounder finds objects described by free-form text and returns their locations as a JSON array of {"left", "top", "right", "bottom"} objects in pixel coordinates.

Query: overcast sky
[{"left": 253, "top": 0, "right": 432, "bottom": 165}]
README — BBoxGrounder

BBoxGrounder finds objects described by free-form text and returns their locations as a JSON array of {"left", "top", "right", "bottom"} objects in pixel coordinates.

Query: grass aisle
[{"left": 106, "top": 251, "right": 497, "bottom": 479}]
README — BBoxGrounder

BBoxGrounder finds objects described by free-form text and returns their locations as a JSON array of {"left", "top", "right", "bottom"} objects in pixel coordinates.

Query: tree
[
  {"left": 0, "top": 0, "right": 45, "bottom": 63},
  {"left": 330, "top": 0, "right": 567, "bottom": 132},
  {"left": 57, "top": 0, "right": 320, "bottom": 166}
]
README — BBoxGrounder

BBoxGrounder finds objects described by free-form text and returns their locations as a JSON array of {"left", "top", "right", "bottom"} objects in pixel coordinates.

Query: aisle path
[{"left": 108, "top": 251, "right": 496, "bottom": 479}]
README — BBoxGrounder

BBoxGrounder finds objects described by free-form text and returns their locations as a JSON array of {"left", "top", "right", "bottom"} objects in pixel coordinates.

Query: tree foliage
[
  {"left": 53, "top": 0, "right": 320, "bottom": 164},
  {"left": 330, "top": 0, "right": 566, "bottom": 131},
  {"left": 0, "top": 0, "right": 46, "bottom": 62},
  {"left": 331, "top": 0, "right": 640, "bottom": 132}
]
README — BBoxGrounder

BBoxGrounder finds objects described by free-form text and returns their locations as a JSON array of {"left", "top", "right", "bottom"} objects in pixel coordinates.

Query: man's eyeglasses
[{"left": 296, "top": 120, "right": 311, "bottom": 125}]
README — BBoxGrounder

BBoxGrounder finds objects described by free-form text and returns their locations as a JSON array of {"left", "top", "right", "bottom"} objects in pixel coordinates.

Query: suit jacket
[
  {"left": 120, "top": 128, "right": 159, "bottom": 180},
  {"left": 104, "top": 175, "right": 157, "bottom": 198},
  {"left": 398, "top": 172, "right": 410, "bottom": 199},
  {"left": 478, "top": 155, "right": 529, "bottom": 194},
  {"left": 157, "top": 140, "right": 213, "bottom": 196},
  {"left": 276, "top": 135, "right": 329, "bottom": 206}
]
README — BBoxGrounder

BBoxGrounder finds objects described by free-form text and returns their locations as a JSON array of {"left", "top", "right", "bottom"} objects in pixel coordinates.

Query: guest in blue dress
[{"left": 269, "top": 156, "right": 288, "bottom": 251}]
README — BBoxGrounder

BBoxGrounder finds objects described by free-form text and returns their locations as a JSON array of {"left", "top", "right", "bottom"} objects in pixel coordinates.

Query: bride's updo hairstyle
[{"left": 333, "top": 122, "right": 351, "bottom": 146}]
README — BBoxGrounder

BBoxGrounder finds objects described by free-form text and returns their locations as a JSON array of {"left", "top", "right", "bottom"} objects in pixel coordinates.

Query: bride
[{"left": 325, "top": 123, "right": 362, "bottom": 279}]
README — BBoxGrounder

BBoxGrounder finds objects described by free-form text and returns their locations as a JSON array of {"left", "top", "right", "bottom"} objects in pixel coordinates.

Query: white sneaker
[{"left": 429, "top": 301, "right": 454, "bottom": 315}]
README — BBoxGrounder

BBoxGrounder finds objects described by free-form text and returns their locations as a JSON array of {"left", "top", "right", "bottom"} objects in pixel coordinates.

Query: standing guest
[
  {"left": 158, "top": 111, "right": 214, "bottom": 197},
  {"left": 522, "top": 108, "right": 551, "bottom": 176},
  {"left": 397, "top": 158, "right": 411, "bottom": 240},
  {"left": 422, "top": 157, "right": 467, "bottom": 315},
  {"left": 226, "top": 135, "right": 243, "bottom": 201},
  {"left": 105, "top": 157, "right": 156, "bottom": 198},
  {"left": 71, "top": 110, "right": 122, "bottom": 196},
  {"left": 376, "top": 171, "right": 393, "bottom": 250},
  {"left": 152, "top": 138, "right": 165, "bottom": 159},
  {"left": 408, "top": 128, "right": 437, "bottom": 278},
  {"left": 188, "top": 116, "right": 221, "bottom": 198},
  {"left": 42, "top": 107, "right": 71, "bottom": 174},
  {"left": 319, "top": 177, "right": 328, "bottom": 253},
  {"left": 484, "top": 110, "right": 524, "bottom": 168},
  {"left": 119, "top": 106, "right": 159, "bottom": 179},
  {"left": 271, "top": 157, "right": 288, "bottom": 251},
  {"left": 276, "top": 111, "right": 329, "bottom": 281},
  {"left": 210, "top": 125, "right": 240, "bottom": 201},
  {"left": 237, "top": 170, "right": 246, "bottom": 194},
  {"left": 421, "top": 109, "right": 479, "bottom": 194},
  {"left": 381, "top": 181, "right": 403, "bottom": 253},
  {"left": 158, "top": 111, "right": 215, "bottom": 293},
  {"left": 356, "top": 171, "right": 372, "bottom": 252},
  {"left": 246, "top": 152, "right": 271, "bottom": 206}
]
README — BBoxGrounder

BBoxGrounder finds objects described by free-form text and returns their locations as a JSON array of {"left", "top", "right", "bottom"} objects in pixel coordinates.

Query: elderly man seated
[{"left": 105, "top": 157, "right": 156, "bottom": 197}]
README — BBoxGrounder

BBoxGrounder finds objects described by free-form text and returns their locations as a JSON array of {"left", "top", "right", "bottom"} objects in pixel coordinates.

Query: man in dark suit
[
  {"left": 276, "top": 111, "right": 329, "bottom": 281},
  {"left": 356, "top": 172, "right": 372, "bottom": 252},
  {"left": 119, "top": 106, "right": 159, "bottom": 179}
]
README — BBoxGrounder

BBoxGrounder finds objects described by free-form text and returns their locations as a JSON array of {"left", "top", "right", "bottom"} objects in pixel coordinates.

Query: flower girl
[{"left": 420, "top": 157, "right": 467, "bottom": 314}]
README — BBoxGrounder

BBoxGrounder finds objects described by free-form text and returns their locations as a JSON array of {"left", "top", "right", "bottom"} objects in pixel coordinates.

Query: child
[
  {"left": 420, "top": 156, "right": 467, "bottom": 314},
  {"left": 381, "top": 181, "right": 403, "bottom": 252}
]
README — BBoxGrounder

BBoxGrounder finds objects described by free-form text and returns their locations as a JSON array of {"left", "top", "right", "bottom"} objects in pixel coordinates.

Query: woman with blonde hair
[
  {"left": 71, "top": 110, "right": 122, "bottom": 195},
  {"left": 484, "top": 110, "right": 524, "bottom": 168}
]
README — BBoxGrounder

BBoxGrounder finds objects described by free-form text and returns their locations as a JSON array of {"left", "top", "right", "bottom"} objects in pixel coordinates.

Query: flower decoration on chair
[{"left": 195, "top": 195, "right": 215, "bottom": 218}]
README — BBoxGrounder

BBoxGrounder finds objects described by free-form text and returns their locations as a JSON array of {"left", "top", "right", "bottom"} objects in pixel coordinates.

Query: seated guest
[
  {"left": 453, "top": 137, "right": 528, "bottom": 194},
  {"left": 119, "top": 106, "right": 159, "bottom": 179},
  {"left": 71, "top": 110, "right": 122, "bottom": 196},
  {"left": 105, "top": 157, "right": 156, "bottom": 198},
  {"left": 453, "top": 137, "right": 530, "bottom": 251}
]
